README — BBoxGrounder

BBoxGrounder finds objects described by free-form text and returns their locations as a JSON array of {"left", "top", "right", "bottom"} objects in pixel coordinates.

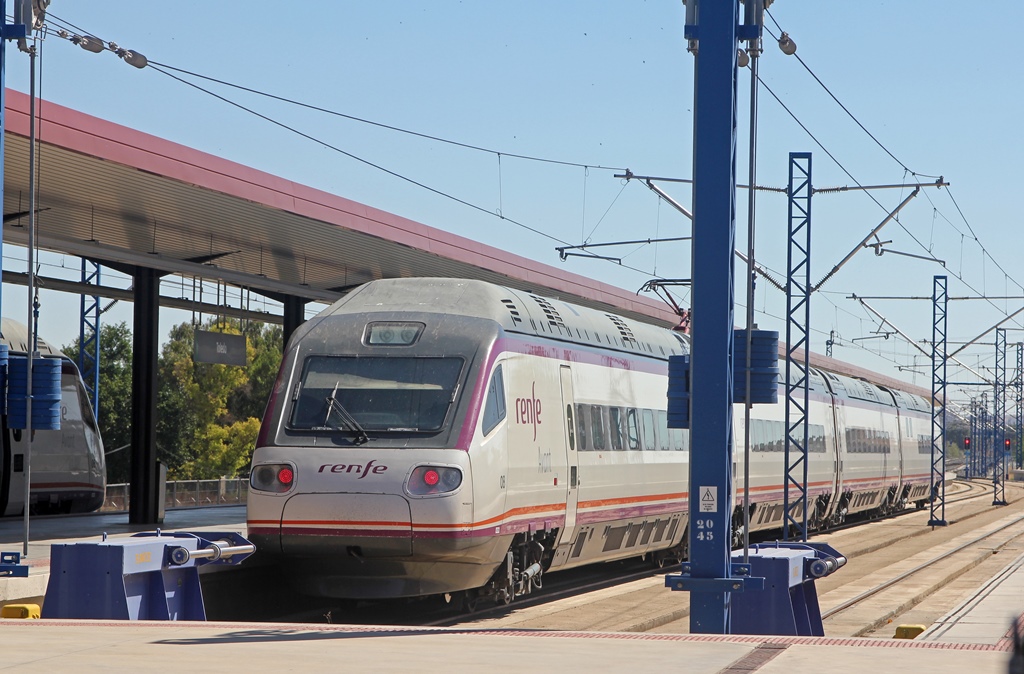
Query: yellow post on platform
[
  {"left": 1, "top": 603, "right": 41, "bottom": 619},
  {"left": 894, "top": 624, "right": 926, "bottom": 639}
]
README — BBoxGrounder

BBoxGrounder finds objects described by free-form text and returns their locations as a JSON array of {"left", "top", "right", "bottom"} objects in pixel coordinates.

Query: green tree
[
  {"left": 157, "top": 318, "right": 276, "bottom": 479},
  {"left": 62, "top": 322, "right": 134, "bottom": 484},
  {"left": 228, "top": 323, "right": 282, "bottom": 421},
  {"left": 177, "top": 417, "right": 261, "bottom": 479}
]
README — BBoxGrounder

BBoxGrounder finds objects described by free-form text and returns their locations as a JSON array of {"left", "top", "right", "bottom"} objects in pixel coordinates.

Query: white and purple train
[
  {"left": 247, "top": 278, "right": 933, "bottom": 605},
  {"left": 0, "top": 319, "right": 105, "bottom": 517}
]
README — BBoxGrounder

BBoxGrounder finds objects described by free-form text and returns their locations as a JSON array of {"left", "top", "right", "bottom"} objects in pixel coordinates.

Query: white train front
[
  {"left": 0, "top": 318, "right": 106, "bottom": 517},
  {"left": 247, "top": 278, "right": 933, "bottom": 605}
]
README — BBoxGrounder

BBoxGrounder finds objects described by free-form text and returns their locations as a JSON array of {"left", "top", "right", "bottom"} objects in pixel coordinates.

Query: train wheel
[
  {"left": 731, "top": 524, "right": 745, "bottom": 550},
  {"left": 461, "top": 590, "right": 479, "bottom": 613}
]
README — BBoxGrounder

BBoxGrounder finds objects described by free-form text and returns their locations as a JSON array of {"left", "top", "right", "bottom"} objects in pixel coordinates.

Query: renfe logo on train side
[
  {"left": 516, "top": 382, "right": 542, "bottom": 441},
  {"left": 318, "top": 460, "right": 387, "bottom": 479}
]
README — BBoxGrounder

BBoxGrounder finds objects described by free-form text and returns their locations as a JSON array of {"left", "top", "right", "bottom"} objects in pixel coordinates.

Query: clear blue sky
[{"left": 2, "top": 1, "right": 1021, "bottom": 412}]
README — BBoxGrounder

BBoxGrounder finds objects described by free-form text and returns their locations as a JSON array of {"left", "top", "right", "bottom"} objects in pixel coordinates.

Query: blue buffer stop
[
  {"left": 730, "top": 542, "right": 846, "bottom": 636},
  {"left": 41, "top": 530, "right": 255, "bottom": 620},
  {"left": 0, "top": 551, "right": 28, "bottom": 577}
]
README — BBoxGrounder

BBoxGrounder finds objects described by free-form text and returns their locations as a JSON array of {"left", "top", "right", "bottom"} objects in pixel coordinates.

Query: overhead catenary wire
[
  {"left": 39, "top": 10, "right": 1024, "bottom": 391},
  {"left": 764, "top": 12, "right": 941, "bottom": 181},
  {"left": 759, "top": 53, "right": 1024, "bottom": 343},
  {"left": 44, "top": 14, "right": 669, "bottom": 283},
  {"left": 45, "top": 13, "right": 626, "bottom": 174},
  {"left": 763, "top": 10, "right": 1024, "bottom": 345}
]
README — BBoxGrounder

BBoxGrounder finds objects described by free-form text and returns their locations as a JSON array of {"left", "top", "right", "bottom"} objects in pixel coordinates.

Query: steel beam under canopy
[{"left": 78, "top": 260, "right": 101, "bottom": 419}]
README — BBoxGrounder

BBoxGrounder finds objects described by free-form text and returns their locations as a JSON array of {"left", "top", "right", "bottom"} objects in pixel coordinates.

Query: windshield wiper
[{"left": 323, "top": 382, "right": 369, "bottom": 444}]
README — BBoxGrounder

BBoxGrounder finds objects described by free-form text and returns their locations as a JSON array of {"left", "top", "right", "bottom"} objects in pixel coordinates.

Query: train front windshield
[{"left": 290, "top": 356, "right": 464, "bottom": 433}]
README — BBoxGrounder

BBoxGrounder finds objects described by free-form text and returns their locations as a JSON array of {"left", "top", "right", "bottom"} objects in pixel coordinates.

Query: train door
[
  {"left": 559, "top": 365, "right": 579, "bottom": 547},
  {"left": 0, "top": 425, "right": 23, "bottom": 517},
  {"left": 830, "top": 396, "right": 847, "bottom": 522},
  {"left": 0, "top": 426, "right": 8, "bottom": 515},
  {"left": 896, "top": 410, "right": 905, "bottom": 488}
]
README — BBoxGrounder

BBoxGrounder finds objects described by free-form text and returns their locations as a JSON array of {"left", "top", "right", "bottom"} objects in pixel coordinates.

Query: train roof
[
  {"left": 0, "top": 318, "right": 61, "bottom": 357},
  {"left": 316, "top": 278, "right": 932, "bottom": 402},
  {"left": 317, "top": 277, "right": 689, "bottom": 360}
]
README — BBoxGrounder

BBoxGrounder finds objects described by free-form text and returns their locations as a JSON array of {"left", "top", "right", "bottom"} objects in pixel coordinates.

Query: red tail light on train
[
  {"left": 250, "top": 463, "right": 296, "bottom": 493},
  {"left": 407, "top": 465, "right": 462, "bottom": 496}
]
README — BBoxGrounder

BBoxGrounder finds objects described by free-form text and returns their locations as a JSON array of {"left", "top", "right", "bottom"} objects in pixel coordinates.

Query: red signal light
[
  {"left": 964, "top": 437, "right": 971, "bottom": 448},
  {"left": 423, "top": 469, "right": 440, "bottom": 486},
  {"left": 1006, "top": 439, "right": 1012, "bottom": 449},
  {"left": 278, "top": 467, "right": 294, "bottom": 485}
]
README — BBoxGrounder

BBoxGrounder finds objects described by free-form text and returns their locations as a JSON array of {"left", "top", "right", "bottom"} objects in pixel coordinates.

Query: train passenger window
[
  {"left": 751, "top": 419, "right": 765, "bottom": 452},
  {"left": 576, "top": 404, "right": 589, "bottom": 450},
  {"left": 642, "top": 409, "right": 656, "bottom": 451},
  {"left": 771, "top": 420, "right": 784, "bottom": 452},
  {"left": 657, "top": 411, "right": 670, "bottom": 450},
  {"left": 481, "top": 365, "right": 506, "bottom": 436},
  {"left": 609, "top": 407, "right": 624, "bottom": 450},
  {"left": 919, "top": 434, "right": 931, "bottom": 454},
  {"left": 590, "top": 405, "right": 606, "bottom": 450},
  {"left": 810, "top": 424, "right": 826, "bottom": 452},
  {"left": 626, "top": 409, "right": 640, "bottom": 450}
]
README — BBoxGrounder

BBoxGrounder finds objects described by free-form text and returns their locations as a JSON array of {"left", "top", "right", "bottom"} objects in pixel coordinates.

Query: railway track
[
  {"left": 821, "top": 508, "right": 1024, "bottom": 637},
  {"left": 439, "top": 480, "right": 1024, "bottom": 635}
]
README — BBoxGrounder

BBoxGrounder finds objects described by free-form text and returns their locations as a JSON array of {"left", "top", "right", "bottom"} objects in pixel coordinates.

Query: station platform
[
  {"left": 1, "top": 507, "right": 1022, "bottom": 672},
  {"left": 1, "top": 618, "right": 1019, "bottom": 673}
]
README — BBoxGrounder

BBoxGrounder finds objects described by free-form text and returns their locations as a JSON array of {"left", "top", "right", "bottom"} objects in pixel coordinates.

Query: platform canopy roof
[{"left": 0, "top": 89, "right": 679, "bottom": 328}]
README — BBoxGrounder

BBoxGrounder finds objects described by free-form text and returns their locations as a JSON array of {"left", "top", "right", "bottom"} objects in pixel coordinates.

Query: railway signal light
[
  {"left": 1006, "top": 438, "right": 1012, "bottom": 450},
  {"left": 964, "top": 437, "right": 971, "bottom": 449}
]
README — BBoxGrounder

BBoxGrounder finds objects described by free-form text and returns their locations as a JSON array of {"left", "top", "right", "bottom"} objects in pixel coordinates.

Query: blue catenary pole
[
  {"left": 994, "top": 328, "right": 1007, "bottom": 505},
  {"left": 928, "top": 275, "right": 947, "bottom": 526},
  {"left": 784, "top": 152, "right": 811, "bottom": 541},
  {"left": 686, "top": 0, "right": 739, "bottom": 634}
]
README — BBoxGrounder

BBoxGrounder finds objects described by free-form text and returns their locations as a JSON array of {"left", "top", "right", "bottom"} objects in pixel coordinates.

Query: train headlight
[
  {"left": 408, "top": 465, "right": 462, "bottom": 496},
  {"left": 250, "top": 463, "right": 296, "bottom": 493}
]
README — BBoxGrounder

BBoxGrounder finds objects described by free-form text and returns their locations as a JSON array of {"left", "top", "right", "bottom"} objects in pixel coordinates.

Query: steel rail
[{"left": 821, "top": 511, "right": 1024, "bottom": 619}]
